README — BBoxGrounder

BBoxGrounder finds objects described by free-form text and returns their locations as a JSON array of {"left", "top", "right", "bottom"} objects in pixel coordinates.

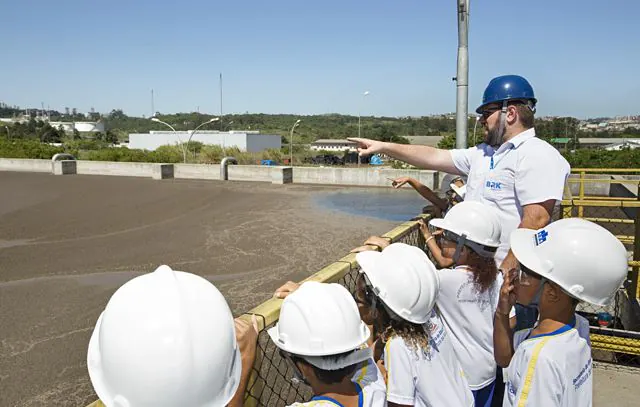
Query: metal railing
[
  {"left": 86, "top": 168, "right": 640, "bottom": 406},
  {"left": 240, "top": 216, "right": 427, "bottom": 407},
  {"left": 560, "top": 168, "right": 640, "bottom": 364}
]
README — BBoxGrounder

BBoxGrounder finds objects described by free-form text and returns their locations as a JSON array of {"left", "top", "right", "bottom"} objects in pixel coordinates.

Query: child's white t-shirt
[
  {"left": 503, "top": 324, "right": 592, "bottom": 407},
  {"left": 287, "top": 357, "right": 387, "bottom": 407},
  {"left": 383, "top": 309, "right": 474, "bottom": 407},
  {"left": 513, "top": 313, "right": 591, "bottom": 349},
  {"left": 435, "top": 267, "right": 500, "bottom": 390}
]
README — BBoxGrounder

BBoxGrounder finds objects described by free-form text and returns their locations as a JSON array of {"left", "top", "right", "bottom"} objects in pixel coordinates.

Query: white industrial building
[
  {"left": 128, "top": 130, "right": 281, "bottom": 152},
  {"left": 0, "top": 117, "right": 104, "bottom": 133}
]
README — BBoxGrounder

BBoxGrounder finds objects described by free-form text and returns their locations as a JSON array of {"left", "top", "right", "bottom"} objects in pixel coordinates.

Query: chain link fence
[
  {"left": 242, "top": 194, "right": 640, "bottom": 406},
  {"left": 243, "top": 218, "right": 426, "bottom": 407}
]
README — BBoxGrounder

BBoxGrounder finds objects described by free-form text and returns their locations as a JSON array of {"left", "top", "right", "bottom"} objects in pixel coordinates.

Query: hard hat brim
[
  {"left": 450, "top": 183, "right": 466, "bottom": 199},
  {"left": 267, "top": 322, "right": 370, "bottom": 357}
]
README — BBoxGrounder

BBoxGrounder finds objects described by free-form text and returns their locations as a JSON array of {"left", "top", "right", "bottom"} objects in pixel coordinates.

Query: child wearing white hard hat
[
  {"left": 356, "top": 243, "right": 474, "bottom": 407},
  {"left": 269, "top": 281, "right": 387, "bottom": 407},
  {"left": 87, "top": 265, "right": 258, "bottom": 407},
  {"left": 496, "top": 218, "right": 628, "bottom": 407}
]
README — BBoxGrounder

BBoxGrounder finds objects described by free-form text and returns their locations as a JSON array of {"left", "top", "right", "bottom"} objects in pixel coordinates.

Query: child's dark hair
[
  {"left": 465, "top": 249, "right": 498, "bottom": 293},
  {"left": 372, "top": 301, "right": 430, "bottom": 353},
  {"left": 292, "top": 351, "right": 359, "bottom": 385}
]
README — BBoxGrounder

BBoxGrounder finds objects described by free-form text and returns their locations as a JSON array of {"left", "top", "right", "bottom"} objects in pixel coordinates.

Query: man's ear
[{"left": 506, "top": 105, "right": 519, "bottom": 125}]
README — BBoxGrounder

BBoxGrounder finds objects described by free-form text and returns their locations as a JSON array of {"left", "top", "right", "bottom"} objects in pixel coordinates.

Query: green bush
[
  {"left": 64, "top": 139, "right": 111, "bottom": 151},
  {"left": 0, "top": 139, "right": 67, "bottom": 159},
  {"left": 562, "top": 148, "right": 640, "bottom": 169},
  {"left": 84, "top": 147, "right": 182, "bottom": 163}
]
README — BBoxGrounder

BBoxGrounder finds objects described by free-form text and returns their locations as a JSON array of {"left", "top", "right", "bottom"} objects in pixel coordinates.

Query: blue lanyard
[
  {"left": 490, "top": 156, "right": 494, "bottom": 170},
  {"left": 311, "top": 382, "right": 363, "bottom": 407}
]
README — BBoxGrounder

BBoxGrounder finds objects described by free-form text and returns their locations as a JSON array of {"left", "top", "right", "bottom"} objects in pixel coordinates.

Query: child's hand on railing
[
  {"left": 350, "top": 236, "right": 391, "bottom": 253},
  {"left": 273, "top": 281, "right": 301, "bottom": 299}
]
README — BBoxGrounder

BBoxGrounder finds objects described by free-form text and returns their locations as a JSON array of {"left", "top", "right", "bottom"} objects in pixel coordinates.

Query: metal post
[
  {"left": 186, "top": 119, "right": 219, "bottom": 163},
  {"left": 358, "top": 113, "right": 361, "bottom": 168},
  {"left": 289, "top": 120, "right": 301, "bottom": 165},
  {"left": 634, "top": 182, "right": 640, "bottom": 300},
  {"left": 578, "top": 170, "right": 586, "bottom": 217},
  {"left": 455, "top": 0, "right": 470, "bottom": 149}
]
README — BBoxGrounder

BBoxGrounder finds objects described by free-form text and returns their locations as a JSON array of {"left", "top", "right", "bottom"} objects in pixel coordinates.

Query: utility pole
[{"left": 455, "top": 0, "right": 470, "bottom": 149}]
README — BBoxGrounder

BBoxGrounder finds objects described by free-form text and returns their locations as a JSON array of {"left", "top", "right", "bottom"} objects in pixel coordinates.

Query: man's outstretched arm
[{"left": 348, "top": 138, "right": 463, "bottom": 174}]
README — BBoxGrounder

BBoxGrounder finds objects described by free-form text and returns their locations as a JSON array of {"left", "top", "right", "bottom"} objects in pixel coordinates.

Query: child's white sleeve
[
  {"left": 384, "top": 338, "right": 416, "bottom": 405},
  {"left": 514, "top": 354, "right": 564, "bottom": 407}
]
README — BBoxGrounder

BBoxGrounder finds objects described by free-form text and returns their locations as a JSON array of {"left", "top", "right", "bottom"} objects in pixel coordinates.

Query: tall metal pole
[
  {"left": 289, "top": 119, "right": 301, "bottom": 165},
  {"left": 151, "top": 89, "right": 155, "bottom": 117},
  {"left": 151, "top": 118, "right": 185, "bottom": 161},
  {"left": 186, "top": 118, "right": 219, "bottom": 162},
  {"left": 455, "top": 0, "right": 470, "bottom": 149},
  {"left": 220, "top": 73, "right": 223, "bottom": 119}
]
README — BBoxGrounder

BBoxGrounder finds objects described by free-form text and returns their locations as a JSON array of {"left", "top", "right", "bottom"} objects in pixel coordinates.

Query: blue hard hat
[{"left": 476, "top": 75, "right": 537, "bottom": 113}]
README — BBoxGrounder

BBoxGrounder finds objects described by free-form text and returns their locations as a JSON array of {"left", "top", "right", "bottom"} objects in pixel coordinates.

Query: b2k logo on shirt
[{"left": 485, "top": 180, "right": 502, "bottom": 191}]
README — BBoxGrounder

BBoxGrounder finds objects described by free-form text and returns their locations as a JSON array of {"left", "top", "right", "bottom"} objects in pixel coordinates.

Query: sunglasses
[{"left": 480, "top": 106, "right": 502, "bottom": 119}]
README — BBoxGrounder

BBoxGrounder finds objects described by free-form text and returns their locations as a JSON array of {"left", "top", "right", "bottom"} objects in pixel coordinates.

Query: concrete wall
[
  {"left": 174, "top": 163, "right": 221, "bottom": 180},
  {"left": 293, "top": 167, "right": 438, "bottom": 188},
  {"left": 611, "top": 175, "right": 639, "bottom": 220},
  {"left": 76, "top": 161, "right": 158, "bottom": 177},
  {"left": 227, "top": 165, "right": 274, "bottom": 182},
  {"left": 0, "top": 158, "right": 51, "bottom": 173},
  {"left": 567, "top": 174, "right": 612, "bottom": 197}
]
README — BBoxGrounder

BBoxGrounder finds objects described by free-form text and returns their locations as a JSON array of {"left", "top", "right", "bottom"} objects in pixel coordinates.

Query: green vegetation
[
  {"left": 1, "top": 106, "right": 638, "bottom": 168},
  {"left": 562, "top": 148, "right": 640, "bottom": 169}
]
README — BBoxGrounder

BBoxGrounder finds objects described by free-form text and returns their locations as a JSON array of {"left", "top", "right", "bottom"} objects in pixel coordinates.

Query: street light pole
[
  {"left": 151, "top": 117, "right": 186, "bottom": 160},
  {"left": 358, "top": 91, "right": 370, "bottom": 139},
  {"left": 289, "top": 119, "right": 301, "bottom": 165},
  {"left": 455, "top": 0, "right": 470, "bottom": 149},
  {"left": 358, "top": 91, "right": 370, "bottom": 168},
  {"left": 186, "top": 117, "right": 219, "bottom": 162}
]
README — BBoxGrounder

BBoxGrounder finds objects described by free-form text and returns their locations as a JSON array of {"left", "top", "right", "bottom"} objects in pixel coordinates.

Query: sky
[{"left": 1, "top": 0, "right": 638, "bottom": 119}]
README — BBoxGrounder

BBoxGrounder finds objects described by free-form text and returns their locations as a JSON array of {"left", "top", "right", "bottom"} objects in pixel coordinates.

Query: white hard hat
[
  {"left": 356, "top": 243, "right": 440, "bottom": 324},
  {"left": 268, "top": 281, "right": 370, "bottom": 357},
  {"left": 510, "top": 218, "right": 628, "bottom": 306},
  {"left": 87, "top": 265, "right": 241, "bottom": 407},
  {"left": 429, "top": 201, "right": 501, "bottom": 248},
  {"left": 450, "top": 183, "right": 467, "bottom": 200}
]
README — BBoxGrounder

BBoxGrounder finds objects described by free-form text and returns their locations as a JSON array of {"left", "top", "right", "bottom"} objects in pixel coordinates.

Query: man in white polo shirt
[
  {"left": 349, "top": 76, "right": 570, "bottom": 404},
  {"left": 349, "top": 74, "right": 569, "bottom": 272}
]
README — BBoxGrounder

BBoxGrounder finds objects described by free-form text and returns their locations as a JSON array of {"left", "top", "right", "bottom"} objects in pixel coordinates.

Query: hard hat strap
[
  {"left": 452, "top": 234, "right": 468, "bottom": 265},
  {"left": 530, "top": 277, "right": 547, "bottom": 307},
  {"left": 279, "top": 350, "right": 311, "bottom": 386}
]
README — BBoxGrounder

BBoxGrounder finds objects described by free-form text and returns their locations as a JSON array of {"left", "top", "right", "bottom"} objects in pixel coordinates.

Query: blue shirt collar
[
  {"left": 311, "top": 382, "right": 363, "bottom": 407},
  {"left": 528, "top": 317, "right": 577, "bottom": 340}
]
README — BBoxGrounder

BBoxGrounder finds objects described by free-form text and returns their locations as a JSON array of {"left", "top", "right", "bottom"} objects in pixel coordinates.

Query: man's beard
[{"left": 485, "top": 124, "right": 504, "bottom": 147}]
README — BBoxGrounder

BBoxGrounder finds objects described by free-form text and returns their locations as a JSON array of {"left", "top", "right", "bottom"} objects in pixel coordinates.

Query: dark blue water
[{"left": 315, "top": 189, "right": 430, "bottom": 222}]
